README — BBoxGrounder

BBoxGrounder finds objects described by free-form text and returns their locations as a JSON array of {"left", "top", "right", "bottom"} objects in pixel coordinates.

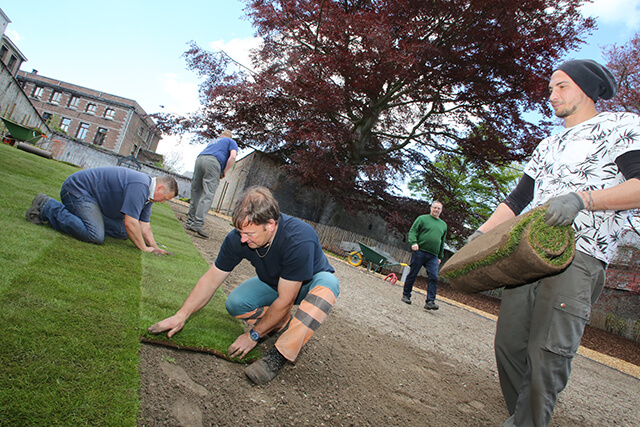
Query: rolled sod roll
[
  {"left": 440, "top": 206, "right": 575, "bottom": 293},
  {"left": 17, "top": 142, "right": 53, "bottom": 159}
]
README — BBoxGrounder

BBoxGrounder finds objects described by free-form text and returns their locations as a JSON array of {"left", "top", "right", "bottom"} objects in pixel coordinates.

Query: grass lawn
[{"left": 0, "top": 143, "right": 254, "bottom": 425}]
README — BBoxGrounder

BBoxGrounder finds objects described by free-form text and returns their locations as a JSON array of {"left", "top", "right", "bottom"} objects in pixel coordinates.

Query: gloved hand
[
  {"left": 467, "top": 230, "right": 484, "bottom": 244},
  {"left": 544, "top": 192, "right": 584, "bottom": 226}
]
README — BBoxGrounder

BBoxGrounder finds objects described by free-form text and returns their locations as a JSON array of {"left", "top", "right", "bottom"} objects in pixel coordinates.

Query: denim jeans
[
  {"left": 225, "top": 271, "right": 340, "bottom": 317},
  {"left": 40, "top": 190, "right": 127, "bottom": 244},
  {"left": 402, "top": 250, "right": 440, "bottom": 301}
]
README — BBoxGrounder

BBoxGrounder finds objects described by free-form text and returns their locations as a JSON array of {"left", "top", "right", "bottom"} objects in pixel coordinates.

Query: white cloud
[
  {"left": 156, "top": 134, "right": 202, "bottom": 175},
  {"left": 208, "top": 37, "right": 262, "bottom": 72},
  {"left": 157, "top": 73, "right": 200, "bottom": 116},
  {"left": 581, "top": 0, "right": 640, "bottom": 29},
  {"left": 157, "top": 37, "right": 262, "bottom": 174},
  {"left": 6, "top": 29, "right": 21, "bottom": 42}
]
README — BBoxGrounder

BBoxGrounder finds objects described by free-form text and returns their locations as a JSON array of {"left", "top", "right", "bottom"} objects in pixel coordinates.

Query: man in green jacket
[{"left": 401, "top": 201, "right": 447, "bottom": 309}]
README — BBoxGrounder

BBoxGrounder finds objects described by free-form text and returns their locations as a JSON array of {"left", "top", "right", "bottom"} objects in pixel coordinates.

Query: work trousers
[
  {"left": 495, "top": 251, "right": 606, "bottom": 427},
  {"left": 225, "top": 271, "right": 340, "bottom": 361},
  {"left": 186, "top": 155, "right": 221, "bottom": 229},
  {"left": 402, "top": 250, "right": 439, "bottom": 301},
  {"left": 40, "top": 190, "right": 127, "bottom": 244}
]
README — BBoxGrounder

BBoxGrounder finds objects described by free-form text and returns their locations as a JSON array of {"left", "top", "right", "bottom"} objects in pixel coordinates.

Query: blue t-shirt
[
  {"left": 215, "top": 214, "right": 334, "bottom": 289},
  {"left": 198, "top": 137, "right": 238, "bottom": 169},
  {"left": 61, "top": 166, "right": 153, "bottom": 222}
]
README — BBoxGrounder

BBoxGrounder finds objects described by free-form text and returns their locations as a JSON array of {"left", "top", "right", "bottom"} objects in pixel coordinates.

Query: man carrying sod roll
[{"left": 468, "top": 59, "right": 640, "bottom": 426}]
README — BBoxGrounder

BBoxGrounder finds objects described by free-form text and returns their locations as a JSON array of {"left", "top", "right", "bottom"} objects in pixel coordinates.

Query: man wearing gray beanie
[{"left": 468, "top": 59, "right": 640, "bottom": 426}]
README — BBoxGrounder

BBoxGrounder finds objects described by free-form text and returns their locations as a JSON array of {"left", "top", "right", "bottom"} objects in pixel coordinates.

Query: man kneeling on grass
[
  {"left": 26, "top": 166, "right": 177, "bottom": 255},
  {"left": 148, "top": 186, "right": 340, "bottom": 384}
]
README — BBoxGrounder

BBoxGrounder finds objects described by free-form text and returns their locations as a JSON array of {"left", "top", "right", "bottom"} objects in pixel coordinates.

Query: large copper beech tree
[
  {"left": 156, "top": 0, "right": 594, "bottom": 239},
  {"left": 601, "top": 32, "right": 640, "bottom": 115}
]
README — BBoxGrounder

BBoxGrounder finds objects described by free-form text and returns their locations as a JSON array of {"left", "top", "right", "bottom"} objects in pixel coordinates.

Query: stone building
[
  {"left": 0, "top": 9, "right": 27, "bottom": 78},
  {"left": 16, "top": 70, "right": 161, "bottom": 160}
]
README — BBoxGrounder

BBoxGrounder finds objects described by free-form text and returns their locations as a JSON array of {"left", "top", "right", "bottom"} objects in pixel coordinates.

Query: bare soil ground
[{"left": 138, "top": 202, "right": 640, "bottom": 426}]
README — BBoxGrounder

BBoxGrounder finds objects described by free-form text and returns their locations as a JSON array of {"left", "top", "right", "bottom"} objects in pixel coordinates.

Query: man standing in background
[
  {"left": 185, "top": 129, "right": 238, "bottom": 238},
  {"left": 401, "top": 201, "right": 447, "bottom": 310}
]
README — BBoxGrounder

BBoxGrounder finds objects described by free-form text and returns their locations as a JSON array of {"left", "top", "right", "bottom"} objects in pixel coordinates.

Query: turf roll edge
[{"left": 440, "top": 207, "right": 575, "bottom": 293}]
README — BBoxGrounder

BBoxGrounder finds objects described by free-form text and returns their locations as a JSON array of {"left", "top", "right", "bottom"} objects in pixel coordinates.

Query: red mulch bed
[{"left": 411, "top": 277, "right": 640, "bottom": 367}]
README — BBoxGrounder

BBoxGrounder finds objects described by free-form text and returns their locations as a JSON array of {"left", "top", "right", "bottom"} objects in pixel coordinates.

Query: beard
[{"left": 554, "top": 103, "right": 578, "bottom": 118}]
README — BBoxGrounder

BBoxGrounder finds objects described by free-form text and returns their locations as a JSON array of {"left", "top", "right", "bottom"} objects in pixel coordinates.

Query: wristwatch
[{"left": 249, "top": 329, "right": 260, "bottom": 341}]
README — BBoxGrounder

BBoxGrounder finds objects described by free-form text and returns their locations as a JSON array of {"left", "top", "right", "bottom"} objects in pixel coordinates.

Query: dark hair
[
  {"left": 158, "top": 176, "right": 178, "bottom": 197},
  {"left": 232, "top": 186, "right": 280, "bottom": 228}
]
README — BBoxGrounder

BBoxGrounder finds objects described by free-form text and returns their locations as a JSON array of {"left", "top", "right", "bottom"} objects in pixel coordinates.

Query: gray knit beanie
[{"left": 556, "top": 59, "right": 617, "bottom": 102}]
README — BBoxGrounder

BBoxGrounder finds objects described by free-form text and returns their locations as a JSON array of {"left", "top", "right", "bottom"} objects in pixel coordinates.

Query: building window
[
  {"left": 85, "top": 103, "right": 98, "bottom": 114},
  {"left": 137, "top": 126, "right": 149, "bottom": 141},
  {"left": 68, "top": 96, "right": 80, "bottom": 109},
  {"left": 60, "top": 117, "right": 71, "bottom": 132},
  {"left": 93, "top": 127, "right": 108, "bottom": 146},
  {"left": 0, "top": 45, "right": 7, "bottom": 61},
  {"left": 32, "top": 86, "right": 44, "bottom": 99},
  {"left": 104, "top": 108, "right": 116, "bottom": 120},
  {"left": 43, "top": 112, "right": 53, "bottom": 123},
  {"left": 7, "top": 55, "right": 16, "bottom": 71},
  {"left": 50, "top": 91, "right": 63, "bottom": 104},
  {"left": 76, "top": 122, "right": 90, "bottom": 141}
]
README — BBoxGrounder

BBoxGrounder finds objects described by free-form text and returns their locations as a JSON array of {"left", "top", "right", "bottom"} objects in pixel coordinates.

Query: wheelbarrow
[
  {"left": 2, "top": 117, "right": 52, "bottom": 159},
  {"left": 347, "top": 241, "right": 408, "bottom": 274},
  {"left": 1, "top": 117, "right": 47, "bottom": 145}
]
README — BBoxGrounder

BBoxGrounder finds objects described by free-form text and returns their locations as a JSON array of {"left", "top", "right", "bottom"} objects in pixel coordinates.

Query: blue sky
[{"left": 3, "top": 0, "right": 639, "bottom": 174}]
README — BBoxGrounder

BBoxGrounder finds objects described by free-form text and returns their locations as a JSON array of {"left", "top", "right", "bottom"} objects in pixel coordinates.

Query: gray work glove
[
  {"left": 467, "top": 230, "right": 484, "bottom": 244},
  {"left": 544, "top": 192, "right": 584, "bottom": 226}
]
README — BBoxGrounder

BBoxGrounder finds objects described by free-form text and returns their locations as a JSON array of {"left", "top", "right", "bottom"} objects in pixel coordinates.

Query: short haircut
[
  {"left": 220, "top": 129, "right": 233, "bottom": 138},
  {"left": 158, "top": 176, "right": 178, "bottom": 197},
  {"left": 432, "top": 200, "right": 443, "bottom": 207},
  {"left": 232, "top": 186, "right": 280, "bottom": 229}
]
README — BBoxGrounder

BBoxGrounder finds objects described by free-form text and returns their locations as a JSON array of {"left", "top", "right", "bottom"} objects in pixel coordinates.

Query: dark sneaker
[
  {"left": 185, "top": 225, "right": 210, "bottom": 238},
  {"left": 26, "top": 193, "right": 50, "bottom": 225},
  {"left": 245, "top": 347, "right": 286, "bottom": 385},
  {"left": 424, "top": 300, "right": 439, "bottom": 310},
  {"left": 401, "top": 295, "right": 411, "bottom": 305},
  {"left": 195, "top": 228, "right": 210, "bottom": 239}
]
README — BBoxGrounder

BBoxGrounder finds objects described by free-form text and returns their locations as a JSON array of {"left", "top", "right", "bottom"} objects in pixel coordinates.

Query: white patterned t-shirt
[{"left": 523, "top": 112, "right": 640, "bottom": 264}]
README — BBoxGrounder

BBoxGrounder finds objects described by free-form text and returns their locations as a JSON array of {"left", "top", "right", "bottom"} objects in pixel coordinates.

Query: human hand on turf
[
  {"left": 544, "top": 192, "right": 584, "bottom": 226},
  {"left": 147, "top": 315, "right": 186, "bottom": 338},
  {"left": 228, "top": 333, "right": 257, "bottom": 360},
  {"left": 157, "top": 248, "right": 175, "bottom": 256},
  {"left": 466, "top": 230, "right": 484, "bottom": 244},
  {"left": 148, "top": 247, "right": 174, "bottom": 256}
]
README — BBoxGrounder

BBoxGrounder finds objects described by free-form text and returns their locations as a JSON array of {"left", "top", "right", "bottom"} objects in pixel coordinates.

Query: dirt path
[{"left": 138, "top": 203, "right": 640, "bottom": 426}]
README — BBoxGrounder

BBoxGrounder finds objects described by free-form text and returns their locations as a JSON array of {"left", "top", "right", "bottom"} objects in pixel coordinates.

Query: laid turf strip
[
  {"left": 0, "top": 237, "right": 141, "bottom": 425},
  {"left": 138, "top": 203, "right": 259, "bottom": 362},
  {"left": 0, "top": 143, "right": 254, "bottom": 425}
]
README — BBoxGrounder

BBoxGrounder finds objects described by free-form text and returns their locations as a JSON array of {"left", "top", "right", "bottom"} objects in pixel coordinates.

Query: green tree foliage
[
  {"left": 45, "top": 114, "right": 67, "bottom": 135},
  {"left": 155, "top": 0, "right": 594, "bottom": 237},
  {"left": 408, "top": 152, "right": 522, "bottom": 248}
]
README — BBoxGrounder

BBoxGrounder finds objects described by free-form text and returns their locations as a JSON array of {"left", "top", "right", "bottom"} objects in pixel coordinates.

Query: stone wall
[
  {"left": 37, "top": 133, "right": 192, "bottom": 197},
  {"left": 211, "top": 151, "right": 408, "bottom": 250},
  {"left": 0, "top": 61, "right": 48, "bottom": 133}
]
